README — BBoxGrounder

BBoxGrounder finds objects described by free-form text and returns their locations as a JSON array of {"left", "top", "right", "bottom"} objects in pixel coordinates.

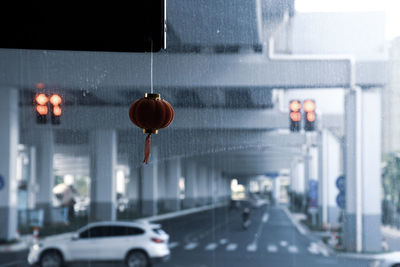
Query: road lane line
[
  {"left": 184, "top": 242, "right": 198, "bottom": 250},
  {"left": 247, "top": 243, "right": 257, "bottom": 252},
  {"left": 246, "top": 211, "right": 269, "bottom": 253},
  {"left": 267, "top": 245, "right": 278, "bottom": 252},
  {"left": 282, "top": 207, "right": 307, "bottom": 235},
  {"left": 308, "top": 243, "right": 319, "bottom": 254},
  {"left": 280, "top": 240, "right": 288, "bottom": 247},
  {"left": 262, "top": 213, "right": 269, "bottom": 223},
  {"left": 219, "top": 238, "right": 228, "bottom": 245},
  {"left": 168, "top": 242, "right": 179, "bottom": 249},
  {"left": 205, "top": 243, "right": 218, "bottom": 251},
  {"left": 288, "top": 245, "right": 299, "bottom": 253},
  {"left": 226, "top": 243, "right": 238, "bottom": 251}
]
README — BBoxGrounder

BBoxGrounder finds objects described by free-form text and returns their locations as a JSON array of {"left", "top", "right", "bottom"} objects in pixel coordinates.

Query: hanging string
[{"left": 150, "top": 40, "right": 154, "bottom": 94}]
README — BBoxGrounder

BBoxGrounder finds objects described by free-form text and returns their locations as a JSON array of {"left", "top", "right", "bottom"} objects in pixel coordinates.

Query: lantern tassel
[{"left": 143, "top": 133, "right": 152, "bottom": 164}]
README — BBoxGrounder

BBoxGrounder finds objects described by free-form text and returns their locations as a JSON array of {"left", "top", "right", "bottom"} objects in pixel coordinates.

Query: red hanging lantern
[{"left": 129, "top": 93, "right": 174, "bottom": 164}]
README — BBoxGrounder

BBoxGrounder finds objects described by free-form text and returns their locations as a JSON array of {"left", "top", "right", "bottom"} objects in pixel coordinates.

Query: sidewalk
[
  {"left": 287, "top": 208, "right": 400, "bottom": 261},
  {"left": 382, "top": 225, "right": 400, "bottom": 252}
]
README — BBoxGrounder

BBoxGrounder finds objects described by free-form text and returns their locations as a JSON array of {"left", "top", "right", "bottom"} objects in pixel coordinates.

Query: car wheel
[
  {"left": 126, "top": 251, "right": 149, "bottom": 267},
  {"left": 40, "top": 250, "right": 63, "bottom": 267}
]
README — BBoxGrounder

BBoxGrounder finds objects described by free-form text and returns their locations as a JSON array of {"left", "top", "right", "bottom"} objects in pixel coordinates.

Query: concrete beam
[{"left": 0, "top": 50, "right": 361, "bottom": 89}]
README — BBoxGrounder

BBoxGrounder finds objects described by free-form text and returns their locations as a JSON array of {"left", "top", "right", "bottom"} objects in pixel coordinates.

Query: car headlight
[
  {"left": 31, "top": 243, "right": 43, "bottom": 250},
  {"left": 368, "top": 260, "right": 383, "bottom": 267}
]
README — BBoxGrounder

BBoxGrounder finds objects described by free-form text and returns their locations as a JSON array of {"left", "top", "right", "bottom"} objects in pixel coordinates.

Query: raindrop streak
[{"left": 151, "top": 41, "right": 154, "bottom": 94}]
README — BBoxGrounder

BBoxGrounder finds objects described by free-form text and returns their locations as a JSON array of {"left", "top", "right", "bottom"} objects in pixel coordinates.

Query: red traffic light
[
  {"left": 53, "top": 105, "right": 62, "bottom": 116},
  {"left": 303, "top": 100, "right": 316, "bottom": 113},
  {"left": 36, "top": 105, "right": 48, "bottom": 115},
  {"left": 290, "top": 111, "right": 301, "bottom": 122},
  {"left": 49, "top": 94, "right": 62, "bottom": 106},
  {"left": 35, "top": 93, "right": 49, "bottom": 105},
  {"left": 289, "top": 100, "right": 301, "bottom": 112},
  {"left": 307, "top": 112, "right": 316, "bottom": 122}
]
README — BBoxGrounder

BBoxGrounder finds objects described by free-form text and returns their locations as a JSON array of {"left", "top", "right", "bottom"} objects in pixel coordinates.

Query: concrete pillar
[
  {"left": 293, "top": 160, "right": 305, "bottom": 194},
  {"left": 343, "top": 87, "right": 382, "bottom": 252},
  {"left": 217, "top": 171, "right": 225, "bottom": 202},
  {"left": 126, "top": 159, "right": 139, "bottom": 212},
  {"left": 183, "top": 160, "right": 198, "bottom": 208},
  {"left": 36, "top": 129, "right": 55, "bottom": 223},
  {"left": 344, "top": 87, "right": 362, "bottom": 252},
  {"left": 89, "top": 129, "right": 117, "bottom": 221},
  {"left": 318, "top": 130, "right": 341, "bottom": 228},
  {"left": 360, "top": 89, "right": 382, "bottom": 252},
  {"left": 197, "top": 165, "right": 208, "bottom": 205},
  {"left": 165, "top": 158, "right": 181, "bottom": 212},
  {"left": 140, "top": 147, "right": 158, "bottom": 216},
  {"left": 0, "top": 88, "right": 18, "bottom": 240},
  {"left": 157, "top": 161, "right": 166, "bottom": 212},
  {"left": 27, "top": 147, "right": 37, "bottom": 210},
  {"left": 208, "top": 168, "right": 216, "bottom": 204},
  {"left": 272, "top": 177, "right": 280, "bottom": 205}
]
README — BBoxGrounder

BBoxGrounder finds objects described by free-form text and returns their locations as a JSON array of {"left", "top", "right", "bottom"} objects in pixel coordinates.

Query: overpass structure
[{"left": 0, "top": 0, "right": 387, "bottom": 253}]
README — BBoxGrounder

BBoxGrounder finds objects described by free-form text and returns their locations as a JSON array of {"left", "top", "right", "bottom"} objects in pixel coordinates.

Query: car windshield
[{"left": 0, "top": 1, "right": 399, "bottom": 267}]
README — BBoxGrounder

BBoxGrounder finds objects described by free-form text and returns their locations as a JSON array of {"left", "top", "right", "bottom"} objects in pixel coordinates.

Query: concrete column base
[
  {"left": 36, "top": 203, "right": 53, "bottom": 224},
  {"left": 343, "top": 213, "right": 357, "bottom": 252},
  {"left": 141, "top": 200, "right": 157, "bottom": 216},
  {"left": 0, "top": 207, "right": 17, "bottom": 241},
  {"left": 90, "top": 202, "right": 115, "bottom": 221},
  {"left": 183, "top": 198, "right": 197, "bottom": 209},
  {"left": 164, "top": 198, "right": 180, "bottom": 212},
  {"left": 343, "top": 213, "right": 382, "bottom": 252},
  {"left": 363, "top": 214, "right": 382, "bottom": 252},
  {"left": 318, "top": 205, "right": 342, "bottom": 228},
  {"left": 196, "top": 197, "right": 208, "bottom": 206}
]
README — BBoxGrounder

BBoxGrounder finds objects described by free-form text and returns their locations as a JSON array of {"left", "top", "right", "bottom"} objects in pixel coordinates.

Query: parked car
[
  {"left": 368, "top": 252, "right": 400, "bottom": 267},
  {"left": 28, "top": 220, "right": 170, "bottom": 267}
]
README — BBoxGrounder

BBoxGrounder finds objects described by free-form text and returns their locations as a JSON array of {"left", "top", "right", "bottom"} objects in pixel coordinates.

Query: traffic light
[
  {"left": 34, "top": 93, "right": 63, "bottom": 125},
  {"left": 34, "top": 93, "right": 49, "bottom": 124},
  {"left": 303, "top": 99, "right": 316, "bottom": 131},
  {"left": 49, "top": 94, "right": 62, "bottom": 125},
  {"left": 289, "top": 100, "right": 301, "bottom": 132}
]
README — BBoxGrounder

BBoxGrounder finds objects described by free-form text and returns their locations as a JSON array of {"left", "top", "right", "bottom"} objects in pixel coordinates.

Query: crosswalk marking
[
  {"left": 267, "top": 245, "right": 278, "bottom": 252},
  {"left": 247, "top": 243, "right": 257, "bottom": 252},
  {"left": 205, "top": 243, "right": 218, "bottom": 251},
  {"left": 226, "top": 243, "right": 238, "bottom": 251},
  {"left": 280, "top": 241, "right": 288, "bottom": 247},
  {"left": 184, "top": 242, "right": 198, "bottom": 250},
  {"left": 262, "top": 213, "right": 269, "bottom": 223},
  {"left": 168, "top": 242, "right": 179, "bottom": 249},
  {"left": 308, "top": 242, "right": 329, "bottom": 257},
  {"left": 288, "top": 245, "right": 299, "bottom": 253},
  {"left": 219, "top": 238, "right": 228, "bottom": 245}
]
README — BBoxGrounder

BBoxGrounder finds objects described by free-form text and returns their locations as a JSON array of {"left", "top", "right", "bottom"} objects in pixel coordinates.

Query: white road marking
[
  {"left": 308, "top": 242, "right": 329, "bottom": 256},
  {"left": 184, "top": 242, "right": 198, "bottom": 250},
  {"left": 320, "top": 247, "right": 329, "bottom": 257},
  {"left": 262, "top": 213, "right": 269, "bottom": 223},
  {"left": 205, "top": 243, "right": 218, "bottom": 251},
  {"left": 308, "top": 243, "right": 319, "bottom": 254},
  {"left": 226, "top": 243, "right": 238, "bottom": 251},
  {"left": 267, "top": 245, "right": 278, "bottom": 252},
  {"left": 288, "top": 245, "right": 299, "bottom": 253},
  {"left": 247, "top": 243, "right": 257, "bottom": 252},
  {"left": 219, "top": 238, "right": 228, "bottom": 245},
  {"left": 168, "top": 242, "right": 179, "bottom": 249},
  {"left": 280, "top": 240, "right": 288, "bottom": 247}
]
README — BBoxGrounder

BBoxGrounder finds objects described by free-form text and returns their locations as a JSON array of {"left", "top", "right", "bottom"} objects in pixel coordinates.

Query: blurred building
[{"left": 382, "top": 37, "right": 400, "bottom": 154}]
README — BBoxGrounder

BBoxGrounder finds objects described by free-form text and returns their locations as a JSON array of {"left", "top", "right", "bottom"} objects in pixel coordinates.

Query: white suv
[{"left": 28, "top": 220, "right": 170, "bottom": 267}]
